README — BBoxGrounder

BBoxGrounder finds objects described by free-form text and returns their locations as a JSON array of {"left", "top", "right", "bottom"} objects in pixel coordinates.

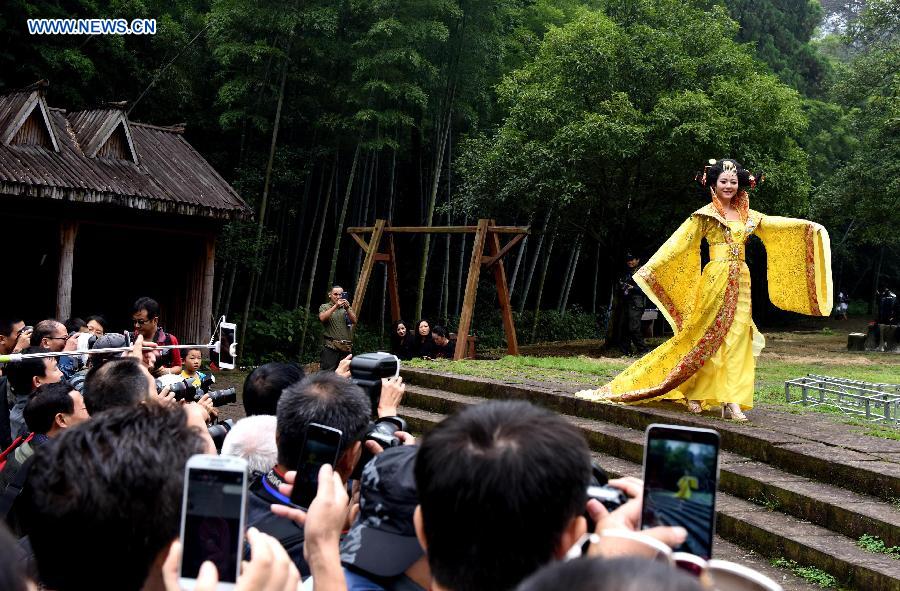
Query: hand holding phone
[
  {"left": 179, "top": 455, "right": 248, "bottom": 589},
  {"left": 289, "top": 423, "right": 342, "bottom": 509},
  {"left": 640, "top": 424, "right": 720, "bottom": 559}
]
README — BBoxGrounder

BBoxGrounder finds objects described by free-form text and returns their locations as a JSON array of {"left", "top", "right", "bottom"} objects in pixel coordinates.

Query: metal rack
[{"left": 784, "top": 374, "right": 900, "bottom": 425}]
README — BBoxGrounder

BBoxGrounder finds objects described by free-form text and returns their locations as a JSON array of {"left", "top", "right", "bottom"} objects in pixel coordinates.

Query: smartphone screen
[
  {"left": 641, "top": 424, "right": 720, "bottom": 559},
  {"left": 180, "top": 462, "right": 247, "bottom": 584},
  {"left": 290, "top": 423, "right": 342, "bottom": 509},
  {"left": 219, "top": 323, "right": 236, "bottom": 369}
]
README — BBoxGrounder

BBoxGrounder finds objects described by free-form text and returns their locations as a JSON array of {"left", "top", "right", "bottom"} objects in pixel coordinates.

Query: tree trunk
[
  {"left": 455, "top": 215, "right": 468, "bottom": 317},
  {"left": 530, "top": 217, "right": 558, "bottom": 342},
  {"left": 557, "top": 237, "right": 578, "bottom": 312},
  {"left": 872, "top": 245, "right": 885, "bottom": 315},
  {"left": 560, "top": 235, "right": 582, "bottom": 316},
  {"left": 508, "top": 214, "right": 532, "bottom": 300},
  {"left": 213, "top": 259, "right": 228, "bottom": 318},
  {"left": 519, "top": 211, "right": 551, "bottom": 314},
  {"left": 239, "top": 38, "right": 291, "bottom": 356},
  {"left": 288, "top": 166, "right": 316, "bottom": 304},
  {"left": 591, "top": 241, "right": 600, "bottom": 314},
  {"left": 414, "top": 104, "right": 454, "bottom": 321},
  {"left": 222, "top": 264, "right": 237, "bottom": 316},
  {"left": 328, "top": 142, "right": 362, "bottom": 289},
  {"left": 299, "top": 163, "right": 337, "bottom": 357}
]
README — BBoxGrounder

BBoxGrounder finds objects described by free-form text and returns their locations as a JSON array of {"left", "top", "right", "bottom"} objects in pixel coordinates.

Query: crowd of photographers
[{"left": 0, "top": 297, "right": 783, "bottom": 591}]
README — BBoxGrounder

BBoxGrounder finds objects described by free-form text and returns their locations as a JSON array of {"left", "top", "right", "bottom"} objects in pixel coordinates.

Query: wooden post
[
  {"left": 56, "top": 221, "right": 78, "bottom": 320},
  {"left": 488, "top": 222, "right": 519, "bottom": 356},
  {"left": 387, "top": 234, "right": 401, "bottom": 322},
  {"left": 352, "top": 219, "right": 386, "bottom": 328},
  {"left": 454, "top": 219, "right": 489, "bottom": 360},
  {"left": 199, "top": 234, "right": 216, "bottom": 347}
]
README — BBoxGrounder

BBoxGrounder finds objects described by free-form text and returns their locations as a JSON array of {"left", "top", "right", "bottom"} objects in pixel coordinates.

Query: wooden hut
[{"left": 0, "top": 81, "right": 250, "bottom": 342}]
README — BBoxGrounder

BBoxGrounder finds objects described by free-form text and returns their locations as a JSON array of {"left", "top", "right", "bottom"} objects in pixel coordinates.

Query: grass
[
  {"left": 770, "top": 558, "right": 839, "bottom": 588},
  {"left": 749, "top": 492, "right": 782, "bottom": 511},
  {"left": 856, "top": 534, "right": 900, "bottom": 559},
  {"left": 406, "top": 355, "right": 627, "bottom": 386}
]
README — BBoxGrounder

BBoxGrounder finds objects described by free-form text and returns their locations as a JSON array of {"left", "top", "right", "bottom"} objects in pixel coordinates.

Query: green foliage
[
  {"left": 857, "top": 534, "right": 900, "bottom": 558},
  {"left": 240, "top": 303, "right": 384, "bottom": 365},
  {"left": 457, "top": 1, "right": 811, "bottom": 248},
  {"left": 770, "top": 558, "right": 838, "bottom": 588},
  {"left": 465, "top": 305, "right": 602, "bottom": 350},
  {"left": 726, "top": 0, "right": 829, "bottom": 96}
]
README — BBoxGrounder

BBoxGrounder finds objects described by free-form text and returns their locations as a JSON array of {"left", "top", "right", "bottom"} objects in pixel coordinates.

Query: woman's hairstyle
[
  {"left": 417, "top": 319, "right": 432, "bottom": 338},
  {"left": 695, "top": 158, "right": 763, "bottom": 223}
]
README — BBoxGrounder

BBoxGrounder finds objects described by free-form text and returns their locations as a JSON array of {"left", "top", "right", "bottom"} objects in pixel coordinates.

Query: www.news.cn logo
[{"left": 27, "top": 18, "right": 156, "bottom": 35}]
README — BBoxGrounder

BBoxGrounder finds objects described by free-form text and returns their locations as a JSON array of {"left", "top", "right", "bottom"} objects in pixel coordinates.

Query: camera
[
  {"left": 349, "top": 352, "right": 401, "bottom": 413},
  {"left": 585, "top": 461, "right": 628, "bottom": 530},
  {"left": 207, "top": 419, "right": 235, "bottom": 453},
  {"left": 155, "top": 374, "right": 237, "bottom": 407},
  {"left": 350, "top": 415, "right": 408, "bottom": 480}
]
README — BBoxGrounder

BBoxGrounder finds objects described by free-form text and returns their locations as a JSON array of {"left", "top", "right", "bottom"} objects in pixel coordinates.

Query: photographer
[
  {"left": 132, "top": 297, "right": 183, "bottom": 377},
  {"left": 319, "top": 286, "right": 357, "bottom": 371}
]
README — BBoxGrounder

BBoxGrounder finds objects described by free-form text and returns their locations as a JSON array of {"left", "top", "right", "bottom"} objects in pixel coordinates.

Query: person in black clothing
[
  {"left": 413, "top": 320, "right": 434, "bottom": 358},
  {"left": 618, "top": 253, "right": 648, "bottom": 355},
  {"left": 430, "top": 326, "right": 455, "bottom": 359},
  {"left": 390, "top": 320, "right": 416, "bottom": 361},
  {"left": 245, "top": 371, "right": 371, "bottom": 576}
]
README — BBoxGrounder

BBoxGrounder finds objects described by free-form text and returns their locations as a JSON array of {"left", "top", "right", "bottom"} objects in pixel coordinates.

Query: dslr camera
[
  {"left": 349, "top": 352, "right": 401, "bottom": 412},
  {"left": 155, "top": 374, "right": 237, "bottom": 407},
  {"left": 585, "top": 461, "right": 628, "bottom": 530}
]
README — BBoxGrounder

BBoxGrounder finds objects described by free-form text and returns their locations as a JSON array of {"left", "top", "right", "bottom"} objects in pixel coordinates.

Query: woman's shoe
[
  {"left": 686, "top": 400, "right": 703, "bottom": 414},
  {"left": 722, "top": 403, "right": 748, "bottom": 422}
]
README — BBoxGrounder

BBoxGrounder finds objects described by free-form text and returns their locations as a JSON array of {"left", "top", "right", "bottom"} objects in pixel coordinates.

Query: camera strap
[{"left": 262, "top": 469, "right": 292, "bottom": 505}]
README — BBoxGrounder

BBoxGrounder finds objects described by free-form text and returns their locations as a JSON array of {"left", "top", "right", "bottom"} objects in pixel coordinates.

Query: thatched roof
[{"left": 0, "top": 82, "right": 249, "bottom": 219}]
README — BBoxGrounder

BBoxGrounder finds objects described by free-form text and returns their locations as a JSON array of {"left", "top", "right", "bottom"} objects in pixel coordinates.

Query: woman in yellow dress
[{"left": 577, "top": 159, "right": 832, "bottom": 420}]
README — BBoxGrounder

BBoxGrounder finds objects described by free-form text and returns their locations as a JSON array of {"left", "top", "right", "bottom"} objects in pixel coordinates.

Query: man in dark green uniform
[{"left": 318, "top": 285, "right": 357, "bottom": 371}]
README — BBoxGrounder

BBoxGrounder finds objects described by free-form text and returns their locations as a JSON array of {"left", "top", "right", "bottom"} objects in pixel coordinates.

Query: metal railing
[{"left": 784, "top": 374, "right": 900, "bottom": 425}]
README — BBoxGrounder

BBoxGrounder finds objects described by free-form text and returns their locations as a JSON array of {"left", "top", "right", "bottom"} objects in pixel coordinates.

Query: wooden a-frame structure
[{"left": 347, "top": 219, "right": 529, "bottom": 360}]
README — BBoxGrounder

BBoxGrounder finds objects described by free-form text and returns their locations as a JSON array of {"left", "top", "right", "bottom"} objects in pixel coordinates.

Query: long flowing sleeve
[
  {"left": 633, "top": 215, "right": 706, "bottom": 333},
  {"left": 754, "top": 215, "right": 833, "bottom": 317}
]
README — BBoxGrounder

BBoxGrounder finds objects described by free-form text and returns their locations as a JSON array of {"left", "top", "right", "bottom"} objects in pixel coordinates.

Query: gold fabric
[{"left": 577, "top": 204, "right": 832, "bottom": 410}]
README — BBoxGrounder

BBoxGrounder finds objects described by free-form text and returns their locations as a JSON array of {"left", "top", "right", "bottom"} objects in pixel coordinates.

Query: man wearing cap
[
  {"left": 617, "top": 253, "right": 648, "bottom": 356},
  {"left": 340, "top": 445, "right": 429, "bottom": 591}
]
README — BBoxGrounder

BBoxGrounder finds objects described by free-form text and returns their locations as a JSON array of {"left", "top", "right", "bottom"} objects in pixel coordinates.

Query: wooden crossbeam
[
  {"left": 351, "top": 219, "right": 385, "bottom": 331},
  {"left": 349, "top": 232, "right": 369, "bottom": 251},
  {"left": 481, "top": 233, "right": 526, "bottom": 268}
]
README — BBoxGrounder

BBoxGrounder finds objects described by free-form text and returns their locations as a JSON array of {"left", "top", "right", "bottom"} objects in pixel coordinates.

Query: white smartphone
[
  {"left": 179, "top": 454, "right": 248, "bottom": 589},
  {"left": 218, "top": 322, "right": 237, "bottom": 370}
]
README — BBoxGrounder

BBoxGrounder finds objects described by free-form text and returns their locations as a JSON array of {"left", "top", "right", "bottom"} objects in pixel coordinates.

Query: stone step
[
  {"left": 399, "top": 404, "right": 900, "bottom": 591},
  {"left": 402, "top": 385, "right": 898, "bottom": 548},
  {"left": 400, "top": 368, "right": 900, "bottom": 503}
]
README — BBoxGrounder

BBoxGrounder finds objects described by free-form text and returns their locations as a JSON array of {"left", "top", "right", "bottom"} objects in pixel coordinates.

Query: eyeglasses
[
  {"left": 566, "top": 530, "right": 783, "bottom": 591},
  {"left": 46, "top": 336, "right": 69, "bottom": 342},
  {"left": 132, "top": 318, "right": 155, "bottom": 326}
]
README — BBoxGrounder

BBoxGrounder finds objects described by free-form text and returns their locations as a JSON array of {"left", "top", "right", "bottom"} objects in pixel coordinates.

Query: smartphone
[
  {"left": 290, "top": 423, "right": 342, "bottom": 509},
  {"left": 179, "top": 455, "right": 248, "bottom": 589},
  {"left": 640, "top": 424, "right": 720, "bottom": 559},
  {"left": 218, "top": 322, "right": 236, "bottom": 370}
]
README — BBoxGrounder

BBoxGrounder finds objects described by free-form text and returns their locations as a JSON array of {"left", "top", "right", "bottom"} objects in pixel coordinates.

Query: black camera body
[
  {"left": 349, "top": 352, "right": 401, "bottom": 414},
  {"left": 585, "top": 461, "right": 628, "bottom": 530},
  {"left": 208, "top": 419, "right": 235, "bottom": 452},
  {"left": 350, "top": 416, "right": 408, "bottom": 480}
]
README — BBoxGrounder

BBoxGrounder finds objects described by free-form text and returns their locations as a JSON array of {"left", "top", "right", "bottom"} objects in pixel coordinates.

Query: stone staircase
[{"left": 398, "top": 367, "right": 900, "bottom": 591}]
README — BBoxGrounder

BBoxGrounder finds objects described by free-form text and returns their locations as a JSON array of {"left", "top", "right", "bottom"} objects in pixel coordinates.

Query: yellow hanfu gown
[{"left": 577, "top": 203, "right": 832, "bottom": 410}]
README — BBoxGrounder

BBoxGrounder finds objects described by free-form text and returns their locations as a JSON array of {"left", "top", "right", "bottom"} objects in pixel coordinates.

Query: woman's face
[
  {"left": 87, "top": 319, "right": 104, "bottom": 336},
  {"left": 714, "top": 171, "right": 738, "bottom": 200},
  {"left": 396, "top": 323, "right": 407, "bottom": 337},
  {"left": 418, "top": 321, "right": 430, "bottom": 336}
]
